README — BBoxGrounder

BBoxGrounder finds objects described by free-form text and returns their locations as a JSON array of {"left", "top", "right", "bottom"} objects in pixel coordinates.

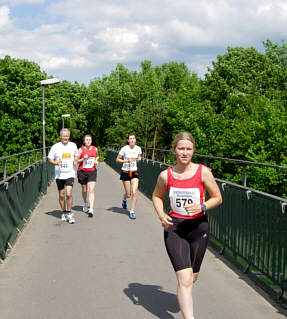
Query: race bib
[
  {"left": 59, "top": 153, "right": 73, "bottom": 172},
  {"left": 169, "top": 187, "right": 200, "bottom": 216},
  {"left": 122, "top": 159, "right": 137, "bottom": 171},
  {"left": 83, "top": 157, "right": 95, "bottom": 169}
]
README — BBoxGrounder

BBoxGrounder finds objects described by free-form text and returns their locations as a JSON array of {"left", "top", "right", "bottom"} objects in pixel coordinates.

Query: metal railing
[
  {"left": 0, "top": 147, "right": 50, "bottom": 185},
  {"left": 109, "top": 145, "right": 287, "bottom": 191}
]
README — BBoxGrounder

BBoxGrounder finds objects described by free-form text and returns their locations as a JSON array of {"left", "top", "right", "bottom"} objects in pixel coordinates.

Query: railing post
[
  {"left": 18, "top": 155, "right": 21, "bottom": 173},
  {"left": 242, "top": 165, "right": 247, "bottom": 187},
  {"left": 3, "top": 159, "right": 7, "bottom": 179}
]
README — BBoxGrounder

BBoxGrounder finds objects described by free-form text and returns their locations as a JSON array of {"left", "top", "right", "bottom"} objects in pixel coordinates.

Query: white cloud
[
  {"left": 0, "top": 6, "right": 12, "bottom": 30},
  {"left": 1, "top": 0, "right": 287, "bottom": 83}
]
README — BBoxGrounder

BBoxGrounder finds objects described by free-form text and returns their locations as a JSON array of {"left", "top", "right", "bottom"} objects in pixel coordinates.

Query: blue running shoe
[
  {"left": 122, "top": 200, "right": 127, "bottom": 209},
  {"left": 129, "top": 211, "right": 136, "bottom": 219}
]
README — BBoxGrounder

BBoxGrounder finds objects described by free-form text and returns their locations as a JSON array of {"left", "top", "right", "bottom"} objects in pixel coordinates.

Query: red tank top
[
  {"left": 78, "top": 146, "right": 98, "bottom": 171},
  {"left": 167, "top": 164, "right": 205, "bottom": 219}
]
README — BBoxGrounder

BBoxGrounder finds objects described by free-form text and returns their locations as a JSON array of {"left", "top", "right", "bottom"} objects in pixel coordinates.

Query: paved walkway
[{"left": 0, "top": 163, "right": 286, "bottom": 319}]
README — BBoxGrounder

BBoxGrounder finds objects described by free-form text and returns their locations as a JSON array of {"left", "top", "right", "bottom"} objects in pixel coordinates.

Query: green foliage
[{"left": 1, "top": 40, "right": 286, "bottom": 197}]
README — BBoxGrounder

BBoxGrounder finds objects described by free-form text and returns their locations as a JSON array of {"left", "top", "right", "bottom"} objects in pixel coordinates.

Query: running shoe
[
  {"left": 122, "top": 199, "right": 127, "bottom": 210},
  {"left": 66, "top": 213, "right": 75, "bottom": 224},
  {"left": 83, "top": 202, "right": 89, "bottom": 213},
  {"left": 88, "top": 209, "right": 94, "bottom": 218},
  {"left": 61, "top": 213, "right": 67, "bottom": 222},
  {"left": 129, "top": 211, "right": 136, "bottom": 219}
]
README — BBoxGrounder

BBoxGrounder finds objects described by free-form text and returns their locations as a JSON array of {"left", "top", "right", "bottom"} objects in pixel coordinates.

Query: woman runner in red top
[
  {"left": 76, "top": 135, "right": 99, "bottom": 217},
  {"left": 152, "top": 132, "right": 222, "bottom": 319}
]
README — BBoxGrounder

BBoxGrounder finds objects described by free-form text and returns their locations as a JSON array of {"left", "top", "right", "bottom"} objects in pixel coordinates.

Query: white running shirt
[
  {"left": 48, "top": 141, "right": 78, "bottom": 179},
  {"left": 119, "top": 145, "right": 142, "bottom": 171}
]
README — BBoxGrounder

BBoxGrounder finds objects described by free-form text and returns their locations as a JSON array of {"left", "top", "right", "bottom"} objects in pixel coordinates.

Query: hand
[
  {"left": 56, "top": 160, "right": 62, "bottom": 166},
  {"left": 184, "top": 203, "right": 202, "bottom": 216},
  {"left": 160, "top": 214, "right": 173, "bottom": 230},
  {"left": 84, "top": 154, "right": 88, "bottom": 159}
]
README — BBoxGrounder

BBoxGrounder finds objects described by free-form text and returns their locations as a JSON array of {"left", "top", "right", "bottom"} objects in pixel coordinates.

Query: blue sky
[{"left": 0, "top": 0, "right": 286, "bottom": 85}]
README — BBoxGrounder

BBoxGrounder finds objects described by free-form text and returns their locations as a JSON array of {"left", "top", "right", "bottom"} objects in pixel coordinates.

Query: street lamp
[
  {"left": 40, "top": 77, "right": 60, "bottom": 160},
  {"left": 61, "top": 113, "right": 71, "bottom": 129}
]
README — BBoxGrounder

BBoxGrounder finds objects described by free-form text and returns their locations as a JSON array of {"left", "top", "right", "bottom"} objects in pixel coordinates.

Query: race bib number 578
[{"left": 169, "top": 187, "right": 200, "bottom": 216}]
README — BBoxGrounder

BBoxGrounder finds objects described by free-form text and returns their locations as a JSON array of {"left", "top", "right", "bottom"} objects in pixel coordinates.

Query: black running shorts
[
  {"left": 77, "top": 169, "right": 97, "bottom": 185},
  {"left": 120, "top": 170, "right": 139, "bottom": 181},
  {"left": 164, "top": 215, "right": 209, "bottom": 273},
  {"left": 56, "top": 177, "right": 74, "bottom": 191}
]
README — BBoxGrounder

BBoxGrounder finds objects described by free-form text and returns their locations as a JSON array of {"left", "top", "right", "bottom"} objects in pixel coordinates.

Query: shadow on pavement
[
  {"left": 123, "top": 282, "right": 180, "bottom": 319},
  {"left": 107, "top": 206, "right": 129, "bottom": 216},
  {"left": 45, "top": 210, "right": 62, "bottom": 219},
  {"left": 73, "top": 205, "right": 85, "bottom": 212}
]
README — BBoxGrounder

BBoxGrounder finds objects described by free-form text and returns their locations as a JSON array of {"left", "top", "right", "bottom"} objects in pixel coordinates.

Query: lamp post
[
  {"left": 40, "top": 78, "right": 60, "bottom": 160},
  {"left": 61, "top": 113, "right": 71, "bottom": 129}
]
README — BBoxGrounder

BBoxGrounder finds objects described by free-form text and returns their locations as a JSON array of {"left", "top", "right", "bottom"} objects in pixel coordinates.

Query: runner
[
  {"left": 152, "top": 132, "right": 222, "bottom": 319},
  {"left": 116, "top": 134, "right": 142, "bottom": 219},
  {"left": 76, "top": 134, "right": 99, "bottom": 217},
  {"left": 47, "top": 128, "right": 78, "bottom": 224}
]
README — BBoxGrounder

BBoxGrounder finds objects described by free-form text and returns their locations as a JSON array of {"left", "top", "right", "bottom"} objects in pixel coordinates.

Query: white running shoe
[
  {"left": 66, "top": 213, "right": 75, "bottom": 224},
  {"left": 88, "top": 209, "right": 94, "bottom": 218},
  {"left": 61, "top": 213, "right": 67, "bottom": 221},
  {"left": 83, "top": 202, "right": 89, "bottom": 213}
]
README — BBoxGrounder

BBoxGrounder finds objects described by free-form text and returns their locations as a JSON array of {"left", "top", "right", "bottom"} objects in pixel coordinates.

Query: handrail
[
  {"left": 0, "top": 147, "right": 50, "bottom": 183},
  {"left": 109, "top": 145, "right": 287, "bottom": 188}
]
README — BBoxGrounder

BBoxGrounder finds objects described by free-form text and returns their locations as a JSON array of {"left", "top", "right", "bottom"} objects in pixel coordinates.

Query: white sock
[{"left": 130, "top": 210, "right": 134, "bottom": 214}]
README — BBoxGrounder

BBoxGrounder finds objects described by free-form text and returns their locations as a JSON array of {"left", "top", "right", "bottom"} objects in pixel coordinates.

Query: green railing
[
  {"left": 0, "top": 149, "right": 54, "bottom": 260},
  {"left": 106, "top": 148, "right": 287, "bottom": 304}
]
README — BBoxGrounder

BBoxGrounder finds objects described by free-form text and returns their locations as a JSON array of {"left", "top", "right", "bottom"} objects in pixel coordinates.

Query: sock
[{"left": 130, "top": 210, "right": 134, "bottom": 214}]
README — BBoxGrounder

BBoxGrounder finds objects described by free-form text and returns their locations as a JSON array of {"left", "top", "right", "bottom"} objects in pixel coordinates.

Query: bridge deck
[{"left": 0, "top": 163, "right": 286, "bottom": 319}]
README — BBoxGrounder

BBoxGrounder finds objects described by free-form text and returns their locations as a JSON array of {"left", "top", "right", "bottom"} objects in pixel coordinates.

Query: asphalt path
[{"left": 0, "top": 163, "right": 286, "bottom": 319}]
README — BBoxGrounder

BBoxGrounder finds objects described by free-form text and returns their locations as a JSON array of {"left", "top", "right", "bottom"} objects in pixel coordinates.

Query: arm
[
  {"left": 116, "top": 154, "right": 130, "bottom": 164},
  {"left": 152, "top": 170, "right": 173, "bottom": 229},
  {"left": 48, "top": 158, "right": 61, "bottom": 166},
  {"left": 75, "top": 148, "right": 84, "bottom": 163},
  {"left": 202, "top": 165, "right": 222, "bottom": 209},
  {"left": 184, "top": 166, "right": 222, "bottom": 216}
]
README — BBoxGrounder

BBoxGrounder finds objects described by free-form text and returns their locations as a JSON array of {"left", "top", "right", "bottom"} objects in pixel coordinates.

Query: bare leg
[
  {"left": 82, "top": 184, "right": 87, "bottom": 203},
  {"left": 59, "top": 189, "right": 66, "bottom": 211},
  {"left": 66, "top": 186, "right": 73, "bottom": 211},
  {"left": 87, "top": 181, "right": 96, "bottom": 210},
  {"left": 176, "top": 268, "right": 194, "bottom": 319},
  {"left": 130, "top": 178, "right": 139, "bottom": 211},
  {"left": 122, "top": 181, "right": 131, "bottom": 201}
]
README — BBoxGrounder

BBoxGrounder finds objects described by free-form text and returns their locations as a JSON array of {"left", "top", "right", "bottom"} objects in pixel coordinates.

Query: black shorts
[
  {"left": 164, "top": 215, "right": 209, "bottom": 273},
  {"left": 56, "top": 178, "right": 74, "bottom": 191},
  {"left": 120, "top": 170, "right": 139, "bottom": 181},
  {"left": 77, "top": 169, "right": 97, "bottom": 185}
]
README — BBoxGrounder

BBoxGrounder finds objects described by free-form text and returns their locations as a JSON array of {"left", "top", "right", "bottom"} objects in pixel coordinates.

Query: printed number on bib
[
  {"left": 170, "top": 187, "right": 200, "bottom": 216},
  {"left": 60, "top": 159, "right": 73, "bottom": 172},
  {"left": 83, "top": 157, "right": 95, "bottom": 169},
  {"left": 176, "top": 198, "right": 193, "bottom": 207}
]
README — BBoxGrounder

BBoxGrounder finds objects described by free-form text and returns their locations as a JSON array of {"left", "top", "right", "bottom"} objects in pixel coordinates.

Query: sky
[{"left": 0, "top": 0, "right": 286, "bottom": 85}]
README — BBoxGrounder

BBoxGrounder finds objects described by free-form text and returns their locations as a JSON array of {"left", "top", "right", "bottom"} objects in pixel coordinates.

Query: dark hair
[
  {"left": 126, "top": 133, "right": 136, "bottom": 145},
  {"left": 83, "top": 134, "right": 92, "bottom": 145}
]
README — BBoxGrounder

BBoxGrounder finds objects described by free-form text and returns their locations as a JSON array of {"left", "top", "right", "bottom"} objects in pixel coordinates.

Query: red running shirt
[
  {"left": 78, "top": 146, "right": 98, "bottom": 171},
  {"left": 167, "top": 164, "right": 205, "bottom": 219}
]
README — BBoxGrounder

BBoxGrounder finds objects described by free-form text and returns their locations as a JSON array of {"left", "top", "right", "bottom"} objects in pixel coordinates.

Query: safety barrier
[
  {"left": 0, "top": 159, "right": 54, "bottom": 260},
  {"left": 106, "top": 148, "right": 287, "bottom": 305}
]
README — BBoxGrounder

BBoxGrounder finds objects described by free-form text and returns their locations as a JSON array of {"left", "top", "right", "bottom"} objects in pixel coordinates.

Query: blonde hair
[{"left": 172, "top": 132, "right": 196, "bottom": 152}]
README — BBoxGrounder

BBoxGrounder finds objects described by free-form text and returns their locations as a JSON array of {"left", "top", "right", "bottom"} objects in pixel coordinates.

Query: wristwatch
[{"left": 201, "top": 203, "right": 207, "bottom": 212}]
